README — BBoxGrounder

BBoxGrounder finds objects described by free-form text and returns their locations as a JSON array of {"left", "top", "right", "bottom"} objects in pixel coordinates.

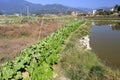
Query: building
[
  {"left": 71, "top": 11, "right": 78, "bottom": 16},
  {"left": 14, "top": 13, "right": 20, "bottom": 16},
  {"left": 92, "top": 10, "right": 97, "bottom": 16},
  {"left": 110, "top": 8, "right": 114, "bottom": 12}
]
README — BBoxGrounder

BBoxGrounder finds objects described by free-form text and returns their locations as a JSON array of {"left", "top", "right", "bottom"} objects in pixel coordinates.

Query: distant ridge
[
  {"left": 96, "top": 7, "right": 113, "bottom": 10},
  {"left": 0, "top": 0, "right": 83, "bottom": 14},
  {"left": 0, "top": 0, "right": 113, "bottom": 14}
]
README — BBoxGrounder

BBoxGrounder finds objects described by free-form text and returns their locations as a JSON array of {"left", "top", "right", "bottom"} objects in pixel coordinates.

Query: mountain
[
  {"left": 78, "top": 8, "right": 93, "bottom": 13},
  {"left": 0, "top": 0, "right": 43, "bottom": 14},
  {"left": 95, "top": 7, "right": 113, "bottom": 11},
  {"left": 77, "top": 7, "right": 113, "bottom": 13},
  {"left": 37, "top": 4, "right": 82, "bottom": 14},
  {"left": 0, "top": 0, "right": 82, "bottom": 14}
]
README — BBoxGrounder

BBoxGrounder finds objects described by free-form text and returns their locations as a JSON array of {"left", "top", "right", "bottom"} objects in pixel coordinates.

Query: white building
[
  {"left": 14, "top": 13, "right": 20, "bottom": 16},
  {"left": 92, "top": 10, "right": 97, "bottom": 16},
  {"left": 71, "top": 11, "right": 78, "bottom": 16},
  {"left": 110, "top": 8, "right": 114, "bottom": 12}
]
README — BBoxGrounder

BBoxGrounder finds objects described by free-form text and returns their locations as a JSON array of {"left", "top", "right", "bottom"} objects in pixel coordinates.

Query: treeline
[{"left": 96, "top": 5, "right": 120, "bottom": 16}]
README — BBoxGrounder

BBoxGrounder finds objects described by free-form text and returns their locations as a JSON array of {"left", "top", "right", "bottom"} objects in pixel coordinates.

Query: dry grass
[{"left": 0, "top": 21, "right": 64, "bottom": 67}]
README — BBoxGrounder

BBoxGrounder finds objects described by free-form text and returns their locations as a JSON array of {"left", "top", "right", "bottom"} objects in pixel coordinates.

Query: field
[
  {"left": 0, "top": 18, "right": 83, "bottom": 79},
  {"left": 1, "top": 15, "right": 120, "bottom": 80},
  {"left": 86, "top": 16, "right": 120, "bottom": 21},
  {"left": 0, "top": 16, "right": 66, "bottom": 68}
]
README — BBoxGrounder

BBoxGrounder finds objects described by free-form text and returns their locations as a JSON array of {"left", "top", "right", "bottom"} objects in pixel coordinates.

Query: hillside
[{"left": 0, "top": 0, "right": 82, "bottom": 14}]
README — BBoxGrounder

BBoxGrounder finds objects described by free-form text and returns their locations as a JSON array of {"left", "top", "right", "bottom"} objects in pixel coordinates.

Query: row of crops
[
  {"left": 0, "top": 20, "right": 84, "bottom": 80},
  {"left": 0, "top": 16, "right": 42, "bottom": 24},
  {"left": 0, "top": 16, "right": 79, "bottom": 25}
]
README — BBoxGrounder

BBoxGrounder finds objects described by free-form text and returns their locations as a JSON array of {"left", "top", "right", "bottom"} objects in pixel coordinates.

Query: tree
[
  {"left": 114, "top": 5, "right": 120, "bottom": 12},
  {"left": 0, "top": 11, "right": 3, "bottom": 15}
]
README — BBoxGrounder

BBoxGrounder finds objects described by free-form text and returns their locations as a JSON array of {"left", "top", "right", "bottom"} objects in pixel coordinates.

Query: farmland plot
[{"left": 0, "top": 21, "right": 63, "bottom": 67}]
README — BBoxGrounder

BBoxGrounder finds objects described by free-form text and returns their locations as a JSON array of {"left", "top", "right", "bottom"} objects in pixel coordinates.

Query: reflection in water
[
  {"left": 112, "top": 23, "right": 120, "bottom": 30},
  {"left": 90, "top": 21, "right": 120, "bottom": 69},
  {"left": 92, "top": 21, "right": 120, "bottom": 31}
]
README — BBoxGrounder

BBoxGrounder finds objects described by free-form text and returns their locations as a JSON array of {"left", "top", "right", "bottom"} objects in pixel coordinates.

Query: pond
[{"left": 90, "top": 21, "right": 120, "bottom": 69}]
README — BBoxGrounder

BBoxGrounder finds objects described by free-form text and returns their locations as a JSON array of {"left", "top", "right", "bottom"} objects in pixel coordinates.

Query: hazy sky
[{"left": 26, "top": 0, "right": 120, "bottom": 8}]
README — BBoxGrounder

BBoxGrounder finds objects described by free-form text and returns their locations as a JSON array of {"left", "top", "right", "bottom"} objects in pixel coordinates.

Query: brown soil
[{"left": 0, "top": 21, "right": 63, "bottom": 67}]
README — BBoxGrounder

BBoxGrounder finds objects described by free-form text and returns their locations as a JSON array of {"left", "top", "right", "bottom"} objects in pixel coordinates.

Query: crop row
[
  {"left": 0, "top": 20, "right": 84, "bottom": 80},
  {"left": 0, "top": 16, "right": 78, "bottom": 25}
]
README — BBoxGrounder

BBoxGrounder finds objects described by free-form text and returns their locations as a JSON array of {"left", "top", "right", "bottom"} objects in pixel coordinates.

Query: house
[
  {"left": 71, "top": 11, "right": 78, "bottom": 16},
  {"left": 110, "top": 8, "right": 114, "bottom": 12},
  {"left": 92, "top": 10, "right": 97, "bottom": 16},
  {"left": 14, "top": 13, "right": 20, "bottom": 16}
]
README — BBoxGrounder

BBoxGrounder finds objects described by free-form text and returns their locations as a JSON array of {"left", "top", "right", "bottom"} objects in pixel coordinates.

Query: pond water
[{"left": 90, "top": 21, "right": 120, "bottom": 69}]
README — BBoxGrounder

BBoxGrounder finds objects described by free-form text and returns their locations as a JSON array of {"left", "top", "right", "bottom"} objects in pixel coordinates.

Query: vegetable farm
[{"left": 0, "top": 20, "right": 84, "bottom": 80}]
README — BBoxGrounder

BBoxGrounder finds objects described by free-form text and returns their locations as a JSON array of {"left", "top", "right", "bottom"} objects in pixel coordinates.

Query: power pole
[{"left": 26, "top": 6, "right": 30, "bottom": 17}]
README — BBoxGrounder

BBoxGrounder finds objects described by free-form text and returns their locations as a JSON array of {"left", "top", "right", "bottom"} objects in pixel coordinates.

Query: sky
[{"left": 26, "top": 0, "right": 120, "bottom": 8}]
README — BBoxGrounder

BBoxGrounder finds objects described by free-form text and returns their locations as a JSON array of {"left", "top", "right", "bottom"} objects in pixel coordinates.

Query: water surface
[{"left": 90, "top": 21, "right": 120, "bottom": 69}]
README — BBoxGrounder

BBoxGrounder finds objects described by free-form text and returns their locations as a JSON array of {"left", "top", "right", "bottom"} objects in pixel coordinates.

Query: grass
[
  {"left": 86, "top": 16, "right": 120, "bottom": 20},
  {"left": 0, "top": 15, "right": 78, "bottom": 25},
  {"left": 59, "top": 22, "right": 120, "bottom": 80}
]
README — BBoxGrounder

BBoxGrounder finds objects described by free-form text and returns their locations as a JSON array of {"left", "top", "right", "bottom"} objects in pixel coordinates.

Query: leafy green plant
[{"left": 0, "top": 20, "right": 84, "bottom": 80}]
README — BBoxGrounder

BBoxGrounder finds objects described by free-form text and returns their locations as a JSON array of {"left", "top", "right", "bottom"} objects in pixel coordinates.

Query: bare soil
[{"left": 0, "top": 21, "right": 63, "bottom": 67}]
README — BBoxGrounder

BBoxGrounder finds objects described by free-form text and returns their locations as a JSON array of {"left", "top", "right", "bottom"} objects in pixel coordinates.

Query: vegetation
[
  {"left": 114, "top": 5, "right": 120, "bottom": 13},
  {"left": 0, "top": 15, "right": 78, "bottom": 25},
  {"left": 0, "top": 0, "right": 81, "bottom": 15},
  {"left": 86, "top": 16, "right": 120, "bottom": 21},
  {"left": 95, "top": 5, "right": 120, "bottom": 16},
  {"left": 0, "top": 20, "right": 84, "bottom": 80},
  {"left": 0, "top": 20, "right": 65, "bottom": 70},
  {"left": 60, "top": 22, "right": 120, "bottom": 80},
  {"left": 96, "top": 10, "right": 114, "bottom": 16}
]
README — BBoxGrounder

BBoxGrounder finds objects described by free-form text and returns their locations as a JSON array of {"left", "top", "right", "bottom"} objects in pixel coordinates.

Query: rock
[
  {"left": 80, "top": 35, "right": 91, "bottom": 50},
  {"left": 22, "top": 71, "right": 29, "bottom": 78}
]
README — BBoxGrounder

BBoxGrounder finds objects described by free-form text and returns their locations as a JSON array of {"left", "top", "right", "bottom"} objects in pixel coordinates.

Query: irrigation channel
[{"left": 90, "top": 21, "right": 120, "bottom": 69}]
